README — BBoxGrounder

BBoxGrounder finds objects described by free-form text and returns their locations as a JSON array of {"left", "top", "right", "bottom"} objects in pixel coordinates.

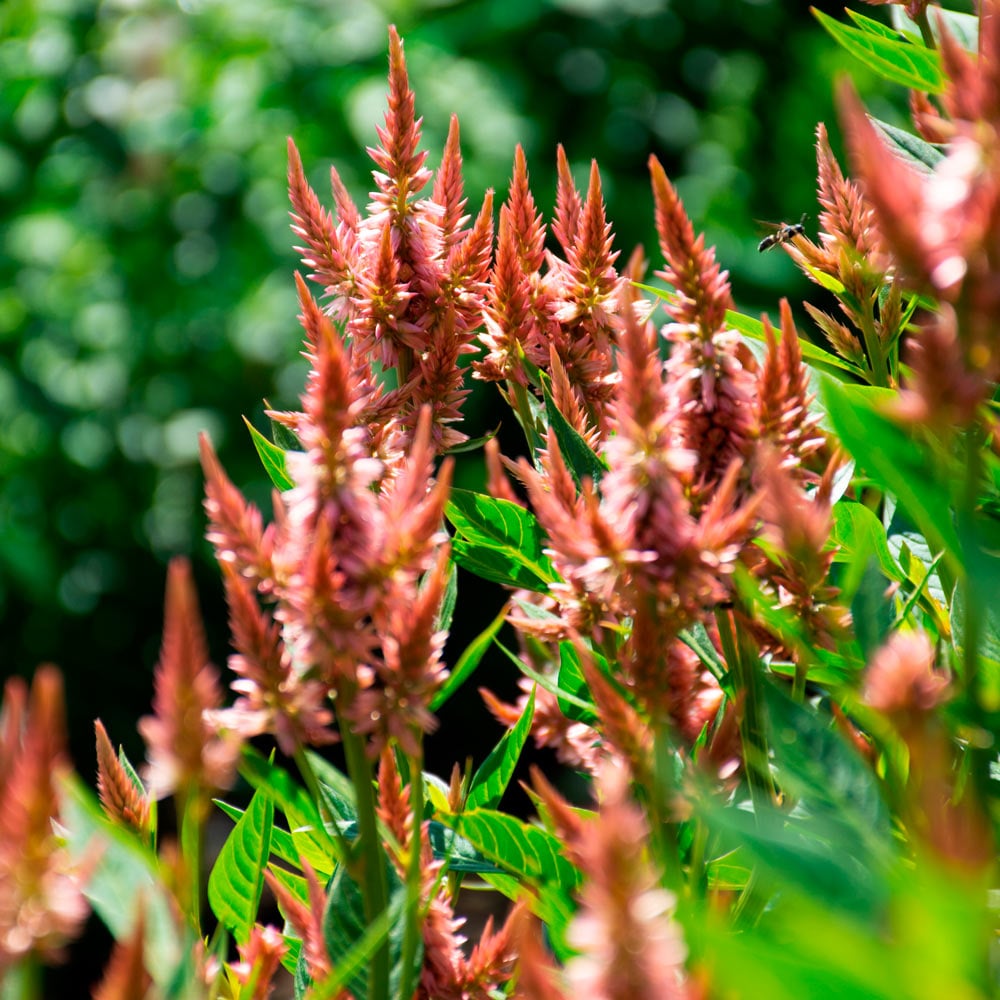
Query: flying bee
[{"left": 757, "top": 213, "right": 807, "bottom": 253}]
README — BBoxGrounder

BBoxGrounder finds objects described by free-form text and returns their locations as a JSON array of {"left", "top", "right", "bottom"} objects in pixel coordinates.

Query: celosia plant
[{"left": 5, "top": 5, "right": 1000, "bottom": 999}]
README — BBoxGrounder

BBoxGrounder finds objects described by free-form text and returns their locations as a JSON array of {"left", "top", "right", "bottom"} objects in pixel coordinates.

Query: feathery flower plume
[
  {"left": 94, "top": 719, "right": 151, "bottom": 839},
  {"left": 478, "top": 146, "right": 623, "bottom": 435},
  {"left": 91, "top": 904, "right": 151, "bottom": 1000},
  {"left": 264, "top": 862, "right": 331, "bottom": 983},
  {"left": 0, "top": 667, "right": 89, "bottom": 971},
  {"left": 288, "top": 27, "right": 493, "bottom": 452},
  {"left": 755, "top": 300, "right": 827, "bottom": 478},
  {"left": 200, "top": 433, "right": 274, "bottom": 588},
  {"left": 229, "top": 924, "right": 288, "bottom": 1000},
  {"left": 753, "top": 450, "right": 849, "bottom": 654},
  {"left": 372, "top": 752, "right": 519, "bottom": 1000},
  {"left": 138, "top": 558, "right": 240, "bottom": 801},
  {"left": 564, "top": 762, "right": 689, "bottom": 1000},
  {"left": 204, "top": 563, "right": 336, "bottom": 755},
  {"left": 649, "top": 155, "right": 756, "bottom": 501},
  {"left": 511, "top": 908, "right": 569, "bottom": 1000},
  {"left": 863, "top": 630, "right": 993, "bottom": 869}
]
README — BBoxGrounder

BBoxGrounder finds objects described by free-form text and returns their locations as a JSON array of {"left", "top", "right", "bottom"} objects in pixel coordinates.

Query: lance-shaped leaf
[
  {"left": 446, "top": 489, "right": 559, "bottom": 591},
  {"left": 468, "top": 687, "right": 536, "bottom": 810},
  {"left": 813, "top": 8, "right": 945, "bottom": 93},
  {"left": 208, "top": 788, "right": 274, "bottom": 944},
  {"left": 244, "top": 416, "right": 295, "bottom": 492}
]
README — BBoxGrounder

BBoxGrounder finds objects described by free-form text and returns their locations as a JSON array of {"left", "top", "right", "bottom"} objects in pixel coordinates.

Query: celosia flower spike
[
  {"left": 206, "top": 563, "right": 336, "bottom": 754},
  {"left": 433, "top": 115, "right": 468, "bottom": 248},
  {"left": 565, "top": 761, "right": 689, "bottom": 1000},
  {"left": 367, "top": 25, "right": 432, "bottom": 216},
  {"left": 94, "top": 719, "right": 151, "bottom": 837},
  {"left": 511, "top": 908, "right": 570, "bottom": 1000},
  {"left": 231, "top": 924, "right": 288, "bottom": 1000},
  {"left": 836, "top": 80, "right": 953, "bottom": 294},
  {"left": 91, "top": 904, "right": 151, "bottom": 1000},
  {"left": 138, "top": 558, "right": 240, "bottom": 801},
  {"left": 264, "top": 862, "right": 331, "bottom": 982},
  {"left": 200, "top": 433, "right": 274, "bottom": 587},
  {"left": 648, "top": 154, "right": 733, "bottom": 335},
  {"left": 552, "top": 145, "right": 583, "bottom": 255},
  {"left": 0, "top": 667, "right": 89, "bottom": 971},
  {"left": 756, "top": 299, "right": 826, "bottom": 478},
  {"left": 288, "top": 137, "right": 358, "bottom": 315},
  {"left": 508, "top": 144, "right": 547, "bottom": 274}
]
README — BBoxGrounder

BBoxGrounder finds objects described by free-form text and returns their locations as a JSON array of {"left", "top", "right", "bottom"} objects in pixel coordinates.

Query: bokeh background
[{"left": 1, "top": 0, "right": 904, "bottom": 817}]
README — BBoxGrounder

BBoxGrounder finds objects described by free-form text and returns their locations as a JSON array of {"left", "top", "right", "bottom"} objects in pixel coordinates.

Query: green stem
[
  {"left": 716, "top": 609, "right": 776, "bottom": 926},
  {"left": 397, "top": 754, "right": 425, "bottom": 1000},
  {"left": 341, "top": 727, "right": 390, "bottom": 1000},
  {"left": 9, "top": 955, "right": 42, "bottom": 1000},
  {"left": 913, "top": 7, "right": 936, "bottom": 49},
  {"left": 508, "top": 378, "right": 543, "bottom": 454},
  {"left": 858, "top": 289, "right": 889, "bottom": 388},
  {"left": 294, "top": 746, "right": 352, "bottom": 865},
  {"left": 178, "top": 789, "right": 204, "bottom": 933}
]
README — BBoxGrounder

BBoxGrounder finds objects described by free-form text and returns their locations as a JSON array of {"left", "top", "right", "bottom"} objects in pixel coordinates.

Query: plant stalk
[{"left": 341, "top": 726, "right": 390, "bottom": 1000}]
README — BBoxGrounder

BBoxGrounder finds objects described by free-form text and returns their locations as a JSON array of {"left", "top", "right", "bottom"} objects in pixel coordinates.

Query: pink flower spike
[
  {"left": 0, "top": 667, "right": 89, "bottom": 970},
  {"left": 200, "top": 432, "right": 274, "bottom": 586},
  {"left": 95, "top": 719, "right": 151, "bottom": 837},
  {"left": 433, "top": 115, "right": 468, "bottom": 248},
  {"left": 553, "top": 145, "right": 583, "bottom": 255},
  {"left": 138, "top": 559, "right": 241, "bottom": 800},
  {"left": 367, "top": 25, "right": 432, "bottom": 215},
  {"left": 836, "top": 80, "right": 935, "bottom": 289},
  {"left": 288, "top": 137, "right": 357, "bottom": 309}
]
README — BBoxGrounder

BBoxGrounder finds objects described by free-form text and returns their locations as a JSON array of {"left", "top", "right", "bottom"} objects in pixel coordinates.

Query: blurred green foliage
[{"left": 0, "top": 0, "right": 896, "bottom": 759}]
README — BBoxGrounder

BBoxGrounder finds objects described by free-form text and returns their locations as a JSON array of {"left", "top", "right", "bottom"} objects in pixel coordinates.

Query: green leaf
[
  {"left": 244, "top": 416, "right": 295, "bottom": 491},
  {"left": 495, "top": 638, "right": 599, "bottom": 717},
  {"left": 468, "top": 687, "right": 536, "bottom": 810},
  {"left": 726, "top": 309, "right": 860, "bottom": 380},
  {"left": 443, "top": 424, "right": 500, "bottom": 454},
  {"left": 893, "top": 5, "right": 978, "bottom": 51},
  {"left": 267, "top": 409, "right": 302, "bottom": 451},
  {"left": 823, "top": 380, "right": 962, "bottom": 574},
  {"left": 208, "top": 788, "right": 274, "bottom": 944},
  {"left": 426, "top": 820, "right": 506, "bottom": 873},
  {"left": 438, "top": 808, "right": 581, "bottom": 892},
  {"left": 541, "top": 377, "right": 608, "bottom": 488},
  {"left": 871, "top": 117, "right": 944, "bottom": 175},
  {"left": 58, "top": 775, "right": 195, "bottom": 992},
  {"left": 217, "top": 799, "right": 300, "bottom": 868},
  {"left": 321, "top": 862, "right": 420, "bottom": 1000},
  {"left": 680, "top": 622, "right": 730, "bottom": 689},
  {"left": 431, "top": 600, "right": 508, "bottom": 711},
  {"left": 240, "top": 748, "right": 339, "bottom": 872},
  {"left": 446, "top": 489, "right": 559, "bottom": 591},
  {"left": 555, "top": 640, "right": 599, "bottom": 725},
  {"left": 765, "top": 681, "right": 890, "bottom": 841},
  {"left": 813, "top": 8, "right": 945, "bottom": 93},
  {"left": 830, "top": 500, "right": 905, "bottom": 585},
  {"left": 434, "top": 557, "right": 458, "bottom": 636}
]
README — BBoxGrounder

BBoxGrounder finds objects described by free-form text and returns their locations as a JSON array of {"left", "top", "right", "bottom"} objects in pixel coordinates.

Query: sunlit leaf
[
  {"left": 244, "top": 416, "right": 295, "bottom": 491},
  {"left": 208, "top": 788, "right": 274, "bottom": 944},
  {"left": 813, "top": 8, "right": 944, "bottom": 93},
  {"left": 468, "top": 687, "right": 535, "bottom": 810}
]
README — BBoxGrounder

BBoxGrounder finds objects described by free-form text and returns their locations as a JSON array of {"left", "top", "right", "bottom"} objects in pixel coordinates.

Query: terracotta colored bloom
[
  {"left": 563, "top": 762, "right": 689, "bottom": 1000},
  {"left": 649, "top": 154, "right": 757, "bottom": 503},
  {"left": 94, "top": 719, "right": 151, "bottom": 840},
  {"left": 863, "top": 630, "right": 950, "bottom": 717},
  {"left": 288, "top": 27, "right": 492, "bottom": 453},
  {"left": 0, "top": 667, "right": 89, "bottom": 971},
  {"left": 477, "top": 146, "right": 624, "bottom": 436},
  {"left": 375, "top": 752, "right": 520, "bottom": 1000},
  {"left": 138, "top": 558, "right": 241, "bottom": 801},
  {"left": 230, "top": 924, "right": 288, "bottom": 1000}
]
